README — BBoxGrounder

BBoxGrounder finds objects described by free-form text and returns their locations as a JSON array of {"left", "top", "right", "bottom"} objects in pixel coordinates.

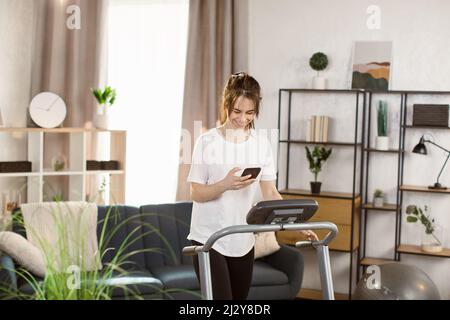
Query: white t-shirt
[{"left": 187, "top": 128, "right": 277, "bottom": 257}]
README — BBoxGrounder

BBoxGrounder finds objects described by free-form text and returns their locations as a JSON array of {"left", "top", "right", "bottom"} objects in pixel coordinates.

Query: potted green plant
[
  {"left": 373, "top": 189, "right": 384, "bottom": 207},
  {"left": 309, "top": 52, "right": 329, "bottom": 89},
  {"left": 375, "top": 100, "right": 389, "bottom": 150},
  {"left": 92, "top": 86, "right": 116, "bottom": 130},
  {"left": 305, "top": 146, "right": 332, "bottom": 194},
  {"left": 406, "top": 205, "right": 443, "bottom": 253}
]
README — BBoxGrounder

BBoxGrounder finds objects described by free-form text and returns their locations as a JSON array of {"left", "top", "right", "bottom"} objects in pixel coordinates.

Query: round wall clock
[{"left": 29, "top": 92, "right": 67, "bottom": 128}]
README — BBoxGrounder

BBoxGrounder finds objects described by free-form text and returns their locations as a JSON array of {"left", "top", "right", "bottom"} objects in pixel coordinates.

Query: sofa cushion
[
  {"left": 139, "top": 202, "right": 193, "bottom": 269},
  {"left": 252, "top": 260, "right": 289, "bottom": 286},
  {"left": 254, "top": 231, "right": 281, "bottom": 259},
  {"left": 20, "top": 202, "right": 102, "bottom": 272},
  {"left": 151, "top": 264, "right": 199, "bottom": 290},
  {"left": 0, "top": 231, "right": 45, "bottom": 278},
  {"left": 149, "top": 261, "right": 288, "bottom": 292},
  {"left": 149, "top": 261, "right": 290, "bottom": 300},
  {"left": 97, "top": 206, "right": 147, "bottom": 270}
]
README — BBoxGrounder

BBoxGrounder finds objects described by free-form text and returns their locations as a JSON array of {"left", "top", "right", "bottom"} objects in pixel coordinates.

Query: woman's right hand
[{"left": 220, "top": 167, "right": 256, "bottom": 191}]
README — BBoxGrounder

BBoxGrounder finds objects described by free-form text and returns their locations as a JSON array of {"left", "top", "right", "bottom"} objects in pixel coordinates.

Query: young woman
[{"left": 187, "top": 72, "right": 318, "bottom": 300}]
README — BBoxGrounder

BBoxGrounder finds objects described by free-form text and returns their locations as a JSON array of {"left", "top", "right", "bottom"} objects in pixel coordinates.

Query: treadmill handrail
[{"left": 182, "top": 222, "right": 338, "bottom": 255}]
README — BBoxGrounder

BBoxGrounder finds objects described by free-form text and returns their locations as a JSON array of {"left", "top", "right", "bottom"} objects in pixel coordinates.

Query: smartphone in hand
[{"left": 241, "top": 167, "right": 261, "bottom": 179}]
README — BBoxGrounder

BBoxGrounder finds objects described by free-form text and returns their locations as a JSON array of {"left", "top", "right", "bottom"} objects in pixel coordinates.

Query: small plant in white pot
[
  {"left": 373, "top": 189, "right": 384, "bottom": 207},
  {"left": 375, "top": 100, "right": 389, "bottom": 150},
  {"left": 92, "top": 86, "right": 116, "bottom": 130},
  {"left": 309, "top": 52, "right": 328, "bottom": 89},
  {"left": 406, "top": 205, "right": 443, "bottom": 253}
]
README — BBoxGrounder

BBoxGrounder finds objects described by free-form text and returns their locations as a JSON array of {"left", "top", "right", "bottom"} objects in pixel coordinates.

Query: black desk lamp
[{"left": 412, "top": 136, "right": 450, "bottom": 189}]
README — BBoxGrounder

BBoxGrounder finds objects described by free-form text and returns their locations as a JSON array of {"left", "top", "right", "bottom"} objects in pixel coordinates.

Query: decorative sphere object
[{"left": 353, "top": 263, "right": 440, "bottom": 300}]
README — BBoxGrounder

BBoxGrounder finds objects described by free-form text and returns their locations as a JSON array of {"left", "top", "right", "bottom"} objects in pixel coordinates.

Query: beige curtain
[
  {"left": 29, "top": 0, "right": 108, "bottom": 201},
  {"left": 175, "top": 0, "right": 236, "bottom": 201},
  {"left": 30, "top": 0, "right": 108, "bottom": 128}
]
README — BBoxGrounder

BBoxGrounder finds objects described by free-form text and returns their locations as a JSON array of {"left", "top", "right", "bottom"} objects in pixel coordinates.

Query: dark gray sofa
[{"left": 1, "top": 202, "right": 304, "bottom": 300}]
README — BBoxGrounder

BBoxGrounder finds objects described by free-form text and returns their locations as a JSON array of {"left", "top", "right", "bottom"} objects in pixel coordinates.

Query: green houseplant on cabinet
[
  {"left": 305, "top": 146, "right": 332, "bottom": 195},
  {"left": 375, "top": 100, "right": 389, "bottom": 150},
  {"left": 309, "top": 52, "right": 329, "bottom": 89}
]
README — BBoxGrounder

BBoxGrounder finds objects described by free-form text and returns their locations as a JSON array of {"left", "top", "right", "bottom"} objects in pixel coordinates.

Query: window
[{"left": 108, "top": 0, "right": 189, "bottom": 205}]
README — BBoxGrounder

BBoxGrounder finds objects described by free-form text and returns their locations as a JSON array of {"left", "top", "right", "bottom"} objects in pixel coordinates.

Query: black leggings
[{"left": 191, "top": 240, "right": 254, "bottom": 300}]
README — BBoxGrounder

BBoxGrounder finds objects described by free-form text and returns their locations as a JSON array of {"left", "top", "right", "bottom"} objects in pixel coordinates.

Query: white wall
[{"left": 249, "top": 0, "right": 450, "bottom": 298}]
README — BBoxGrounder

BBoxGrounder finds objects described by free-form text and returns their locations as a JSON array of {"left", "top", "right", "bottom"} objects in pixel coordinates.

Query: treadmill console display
[{"left": 246, "top": 199, "right": 318, "bottom": 225}]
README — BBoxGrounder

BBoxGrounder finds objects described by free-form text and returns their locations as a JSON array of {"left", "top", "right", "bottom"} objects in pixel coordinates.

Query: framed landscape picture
[{"left": 351, "top": 41, "right": 392, "bottom": 91}]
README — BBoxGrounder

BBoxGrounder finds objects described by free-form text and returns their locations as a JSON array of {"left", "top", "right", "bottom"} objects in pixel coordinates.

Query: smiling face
[
  {"left": 219, "top": 72, "right": 261, "bottom": 130},
  {"left": 226, "top": 96, "right": 256, "bottom": 130}
]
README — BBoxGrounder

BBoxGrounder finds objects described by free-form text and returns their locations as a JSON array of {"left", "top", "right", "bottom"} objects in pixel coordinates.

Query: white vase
[
  {"left": 421, "top": 226, "right": 443, "bottom": 253},
  {"left": 312, "top": 76, "right": 327, "bottom": 89},
  {"left": 95, "top": 107, "right": 110, "bottom": 130},
  {"left": 98, "top": 191, "right": 106, "bottom": 206},
  {"left": 373, "top": 197, "right": 384, "bottom": 207},
  {"left": 375, "top": 136, "right": 389, "bottom": 150}
]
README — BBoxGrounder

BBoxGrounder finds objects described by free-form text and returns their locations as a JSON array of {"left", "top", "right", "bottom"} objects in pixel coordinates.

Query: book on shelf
[
  {"left": 323, "top": 116, "right": 329, "bottom": 142},
  {"left": 306, "top": 115, "right": 330, "bottom": 143},
  {"left": 306, "top": 118, "right": 312, "bottom": 142},
  {"left": 315, "top": 116, "right": 321, "bottom": 142}
]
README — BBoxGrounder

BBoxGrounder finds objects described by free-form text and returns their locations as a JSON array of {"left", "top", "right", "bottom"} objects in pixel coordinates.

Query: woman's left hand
[{"left": 300, "top": 230, "right": 319, "bottom": 242}]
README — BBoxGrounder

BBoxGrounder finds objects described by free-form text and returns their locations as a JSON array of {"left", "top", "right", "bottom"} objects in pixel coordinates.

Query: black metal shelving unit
[
  {"left": 397, "top": 91, "right": 450, "bottom": 261},
  {"left": 360, "top": 90, "right": 450, "bottom": 273},
  {"left": 276, "top": 88, "right": 366, "bottom": 300},
  {"left": 277, "top": 88, "right": 450, "bottom": 298},
  {"left": 360, "top": 91, "right": 406, "bottom": 270}
]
